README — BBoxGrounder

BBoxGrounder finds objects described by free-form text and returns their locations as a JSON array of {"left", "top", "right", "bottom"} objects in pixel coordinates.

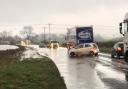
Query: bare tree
[
  {"left": 0, "top": 31, "right": 11, "bottom": 38},
  {"left": 0, "top": 31, "right": 12, "bottom": 43}
]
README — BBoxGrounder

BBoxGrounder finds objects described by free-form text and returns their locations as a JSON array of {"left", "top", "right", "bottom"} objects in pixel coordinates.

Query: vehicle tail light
[
  {"left": 117, "top": 47, "right": 122, "bottom": 51},
  {"left": 91, "top": 48, "right": 96, "bottom": 52},
  {"left": 68, "top": 46, "right": 73, "bottom": 50}
]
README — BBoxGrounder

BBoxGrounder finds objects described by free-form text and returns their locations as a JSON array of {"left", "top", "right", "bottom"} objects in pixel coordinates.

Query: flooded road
[{"left": 38, "top": 47, "right": 128, "bottom": 89}]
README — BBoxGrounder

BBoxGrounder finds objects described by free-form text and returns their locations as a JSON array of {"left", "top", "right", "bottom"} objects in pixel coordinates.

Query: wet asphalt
[{"left": 38, "top": 47, "right": 128, "bottom": 89}]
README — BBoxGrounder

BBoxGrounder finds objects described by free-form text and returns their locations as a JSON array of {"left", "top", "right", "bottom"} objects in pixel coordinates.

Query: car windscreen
[
  {"left": 50, "top": 41, "right": 58, "bottom": 43},
  {"left": 92, "top": 44, "right": 98, "bottom": 48},
  {"left": 118, "top": 43, "right": 124, "bottom": 49},
  {"left": 77, "top": 44, "right": 84, "bottom": 48},
  {"left": 85, "top": 44, "right": 91, "bottom": 47}
]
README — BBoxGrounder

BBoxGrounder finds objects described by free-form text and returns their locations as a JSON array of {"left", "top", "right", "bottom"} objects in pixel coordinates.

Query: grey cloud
[{"left": 0, "top": 0, "right": 128, "bottom": 24}]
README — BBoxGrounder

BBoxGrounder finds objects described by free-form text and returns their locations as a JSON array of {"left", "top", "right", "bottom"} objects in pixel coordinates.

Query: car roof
[
  {"left": 116, "top": 42, "right": 124, "bottom": 44},
  {"left": 85, "top": 43, "right": 96, "bottom": 44},
  {"left": 50, "top": 41, "right": 59, "bottom": 43},
  {"left": 79, "top": 43, "right": 97, "bottom": 45}
]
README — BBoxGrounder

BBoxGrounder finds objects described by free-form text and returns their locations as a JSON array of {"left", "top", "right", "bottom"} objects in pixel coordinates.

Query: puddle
[{"left": 20, "top": 47, "right": 45, "bottom": 61}]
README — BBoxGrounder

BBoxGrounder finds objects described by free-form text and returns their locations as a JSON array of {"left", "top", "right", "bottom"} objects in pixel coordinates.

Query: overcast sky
[{"left": 0, "top": 0, "right": 128, "bottom": 37}]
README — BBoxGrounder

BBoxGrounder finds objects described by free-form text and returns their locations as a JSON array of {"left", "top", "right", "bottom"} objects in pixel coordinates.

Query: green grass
[
  {"left": 0, "top": 46, "right": 25, "bottom": 69},
  {"left": 0, "top": 46, "right": 66, "bottom": 89},
  {"left": 99, "top": 46, "right": 111, "bottom": 53},
  {"left": 0, "top": 58, "right": 67, "bottom": 89}
]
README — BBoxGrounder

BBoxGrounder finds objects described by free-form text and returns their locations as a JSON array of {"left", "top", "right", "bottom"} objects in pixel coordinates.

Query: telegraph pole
[
  {"left": 48, "top": 23, "right": 51, "bottom": 42},
  {"left": 43, "top": 27, "right": 46, "bottom": 43}
]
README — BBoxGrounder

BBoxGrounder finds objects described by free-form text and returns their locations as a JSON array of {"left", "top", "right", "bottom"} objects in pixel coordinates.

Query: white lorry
[{"left": 119, "top": 12, "right": 128, "bottom": 62}]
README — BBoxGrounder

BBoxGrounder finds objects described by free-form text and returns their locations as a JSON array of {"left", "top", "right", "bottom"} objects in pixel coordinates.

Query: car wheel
[
  {"left": 111, "top": 54, "right": 114, "bottom": 58},
  {"left": 126, "top": 74, "right": 128, "bottom": 82},
  {"left": 116, "top": 53, "right": 120, "bottom": 59},
  {"left": 125, "top": 71, "right": 128, "bottom": 82},
  {"left": 95, "top": 53, "right": 98, "bottom": 56},
  {"left": 70, "top": 52, "right": 75, "bottom": 57},
  {"left": 89, "top": 51, "right": 95, "bottom": 56},
  {"left": 125, "top": 52, "right": 128, "bottom": 62}
]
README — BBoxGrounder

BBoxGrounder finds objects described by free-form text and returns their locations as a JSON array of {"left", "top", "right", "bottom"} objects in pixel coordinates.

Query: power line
[{"left": 0, "top": 23, "right": 119, "bottom": 27}]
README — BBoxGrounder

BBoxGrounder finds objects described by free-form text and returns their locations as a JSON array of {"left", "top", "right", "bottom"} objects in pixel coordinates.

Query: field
[{"left": 0, "top": 46, "right": 67, "bottom": 89}]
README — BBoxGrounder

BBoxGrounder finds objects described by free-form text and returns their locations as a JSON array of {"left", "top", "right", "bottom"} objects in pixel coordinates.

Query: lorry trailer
[{"left": 67, "top": 26, "right": 94, "bottom": 50}]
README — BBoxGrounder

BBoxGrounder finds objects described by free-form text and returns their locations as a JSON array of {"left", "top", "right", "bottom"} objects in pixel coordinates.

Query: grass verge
[
  {"left": 0, "top": 45, "right": 25, "bottom": 69},
  {"left": 99, "top": 46, "right": 111, "bottom": 53},
  {"left": 0, "top": 57, "right": 67, "bottom": 89},
  {"left": 97, "top": 41, "right": 117, "bottom": 53}
]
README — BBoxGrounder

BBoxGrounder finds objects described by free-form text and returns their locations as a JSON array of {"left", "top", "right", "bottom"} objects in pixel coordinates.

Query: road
[{"left": 38, "top": 47, "right": 128, "bottom": 89}]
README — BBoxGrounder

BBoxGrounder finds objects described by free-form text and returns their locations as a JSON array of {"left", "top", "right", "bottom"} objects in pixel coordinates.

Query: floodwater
[
  {"left": 39, "top": 47, "right": 109, "bottom": 89},
  {"left": 26, "top": 46, "right": 128, "bottom": 89}
]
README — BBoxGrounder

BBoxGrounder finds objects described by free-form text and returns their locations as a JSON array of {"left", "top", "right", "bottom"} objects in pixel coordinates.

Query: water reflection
[
  {"left": 49, "top": 48, "right": 108, "bottom": 89},
  {"left": 38, "top": 47, "right": 128, "bottom": 89}
]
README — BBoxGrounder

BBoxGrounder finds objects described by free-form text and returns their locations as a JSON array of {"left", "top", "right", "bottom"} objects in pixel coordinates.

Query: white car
[
  {"left": 51, "top": 43, "right": 59, "bottom": 49},
  {"left": 111, "top": 42, "right": 124, "bottom": 58},
  {"left": 69, "top": 43, "right": 99, "bottom": 57},
  {"left": 48, "top": 41, "right": 59, "bottom": 49}
]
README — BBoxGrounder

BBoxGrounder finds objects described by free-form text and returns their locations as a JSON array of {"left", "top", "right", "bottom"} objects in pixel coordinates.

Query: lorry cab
[{"left": 119, "top": 12, "right": 128, "bottom": 62}]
